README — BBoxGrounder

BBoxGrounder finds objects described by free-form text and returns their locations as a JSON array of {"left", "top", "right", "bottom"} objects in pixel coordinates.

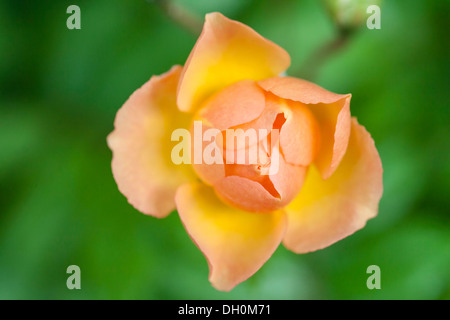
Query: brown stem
[{"left": 153, "top": 0, "right": 203, "bottom": 35}]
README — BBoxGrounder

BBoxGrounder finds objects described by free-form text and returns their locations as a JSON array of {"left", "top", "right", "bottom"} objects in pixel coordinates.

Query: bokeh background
[{"left": 0, "top": 0, "right": 449, "bottom": 299}]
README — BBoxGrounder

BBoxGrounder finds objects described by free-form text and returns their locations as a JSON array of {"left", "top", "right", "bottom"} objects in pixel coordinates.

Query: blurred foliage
[{"left": 0, "top": 0, "right": 449, "bottom": 299}]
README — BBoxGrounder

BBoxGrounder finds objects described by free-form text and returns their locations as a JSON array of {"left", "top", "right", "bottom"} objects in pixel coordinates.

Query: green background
[{"left": 0, "top": 0, "right": 449, "bottom": 299}]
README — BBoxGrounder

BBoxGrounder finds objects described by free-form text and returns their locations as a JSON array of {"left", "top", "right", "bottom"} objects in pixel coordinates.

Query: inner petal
[
  {"left": 218, "top": 111, "right": 305, "bottom": 209},
  {"left": 222, "top": 131, "right": 280, "bottom": 199},
  {"left": 278, "top": 98, "right": 320, "bottom": 166},
  {"left": 224, "top": 164, "right": 281, "bottom": 199},
  {"left": 198, "top": 80, "right": 266, "bottom": 130},
  {"left": 194, "top": 88, "right": 313, "bottom": 212}
]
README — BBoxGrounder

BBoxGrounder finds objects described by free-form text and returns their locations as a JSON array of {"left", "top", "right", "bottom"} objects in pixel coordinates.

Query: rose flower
[{"left": 107, "top": 12, "right": 383, "bottom": 291}]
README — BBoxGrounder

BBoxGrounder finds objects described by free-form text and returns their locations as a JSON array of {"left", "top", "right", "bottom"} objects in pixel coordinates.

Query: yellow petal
[
  {"left": 107, "top": 65, "right": 195, "bottom": 218},
  {"left": 283, "top": 118, "right": 383, "bottom": 253},
  {"left": 175, "top": 182, "right": 287, "bottom": 291},
  {"left": 177, "top": 12, "right": 291, "bottom": 113}
]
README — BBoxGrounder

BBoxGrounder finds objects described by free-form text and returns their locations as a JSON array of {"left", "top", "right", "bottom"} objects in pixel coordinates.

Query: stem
[
  {"left": 153, "top": 0, "right": 203, "bottom": 36},
  {"left": 295, "top": 29, "right": 352, "bottom": 81}
]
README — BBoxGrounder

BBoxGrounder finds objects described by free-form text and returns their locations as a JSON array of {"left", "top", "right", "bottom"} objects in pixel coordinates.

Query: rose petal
[
  {"left": 199, "top": 80, "right": 266, "bottom": 130},
  {"left": 175, "top": 182, "right": 286, "bottom": 291},
  {"left": 177, "top": 12, "right": 291, "bottom": 112},
  {"left": 276, "top": 98, "right": 320, "bottom": 167},
  {"left": 258, "top": 77, "right": 351, "bottom": 179},
  {"left": 258, "top": 76, "right": 347, "bottom": 104},
  {"left": 283, "top": 118, "right": 383, "bottom": 253},
  {"left": 190, "top": 121, "right": 225, "bottom": 185},
  {"left": 214, "top": 176, "right": 282, "bottom": 212},
  {"left": 215, "top": 127, "right": 306, "bottom": 212},
  {"left": 217, "top": 97, "right": 283, "bottom": 155},
  {"left": 107, "top": 65, "right": 195, "bottom": 218},
  {"left": 269, "top": 146, "right": 308, "bottom": 207},
  {"left": 222, "top": 137, "right": 268, "bottom": 165},
  {"left": 310, "top": 97, "right": 351, "bottom": 179}
]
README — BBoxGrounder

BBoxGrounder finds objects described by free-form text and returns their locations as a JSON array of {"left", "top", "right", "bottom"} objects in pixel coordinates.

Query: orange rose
[{"left": 107, "top": 12, "right": 383, "bottom": 291}]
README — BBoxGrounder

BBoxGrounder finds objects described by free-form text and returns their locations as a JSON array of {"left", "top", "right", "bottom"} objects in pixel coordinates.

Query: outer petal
[
  {"left": 258, "top": 77, "right": 351, "bottom": 179},
  {"left": 107, "top": 65, "right": 195, "bottom": 218},
  {"left": 177, "top": 12, "right": 291, "bottom": 113},
  {"left": 283, "top": 118, "right": 383, "bottom": 253},
  {"left": 176, "top": 183, "right": 286, "bottom": 291}
]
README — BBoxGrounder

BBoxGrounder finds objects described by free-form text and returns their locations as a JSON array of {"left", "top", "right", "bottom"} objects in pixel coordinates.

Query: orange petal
[
  {"left": 107, "top": 65, "right": 195, "bottom": 218},
  {"left": 269, "top": 146, "right": 308, "bottom": 208},
  {"left": 199, "top": 80, "right": 266, "bottom": 130},
  {"left": 175, "top": 182, "right": 286, "bottom": 291},
  {"left": 214, "top": 152, "right": 306, "bottom": 213},
  {"left": 310, "top": 97, "right": 351, "bottom": 179},
  {"left": 218, "top": 97, "right": 283, "bottom": 154},
  {"left": 283, "top": 118, "right": 383, "bottom": 253},
  {"left": 177, "top": 12, "right": 291, "bottom": 113},
  {"left": 258, "top": 76, "right": 347, "bottom": 104},
  {"left": 214, "top": 176, "right": 282, "bottom": 212},
  {"left": 215, "top": 121, "right": 307, "bottom": 212},
  {"left": 265, "top": 95, "right": 321, "bottom": 167},
  {"left": 258, "top": 77, "right": 351, "bottom": 179}
]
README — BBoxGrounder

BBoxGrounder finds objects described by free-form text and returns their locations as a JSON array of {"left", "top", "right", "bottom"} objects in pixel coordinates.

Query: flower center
[{"left": 191, "top": 80, "right": 316, "bottom": 212}]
